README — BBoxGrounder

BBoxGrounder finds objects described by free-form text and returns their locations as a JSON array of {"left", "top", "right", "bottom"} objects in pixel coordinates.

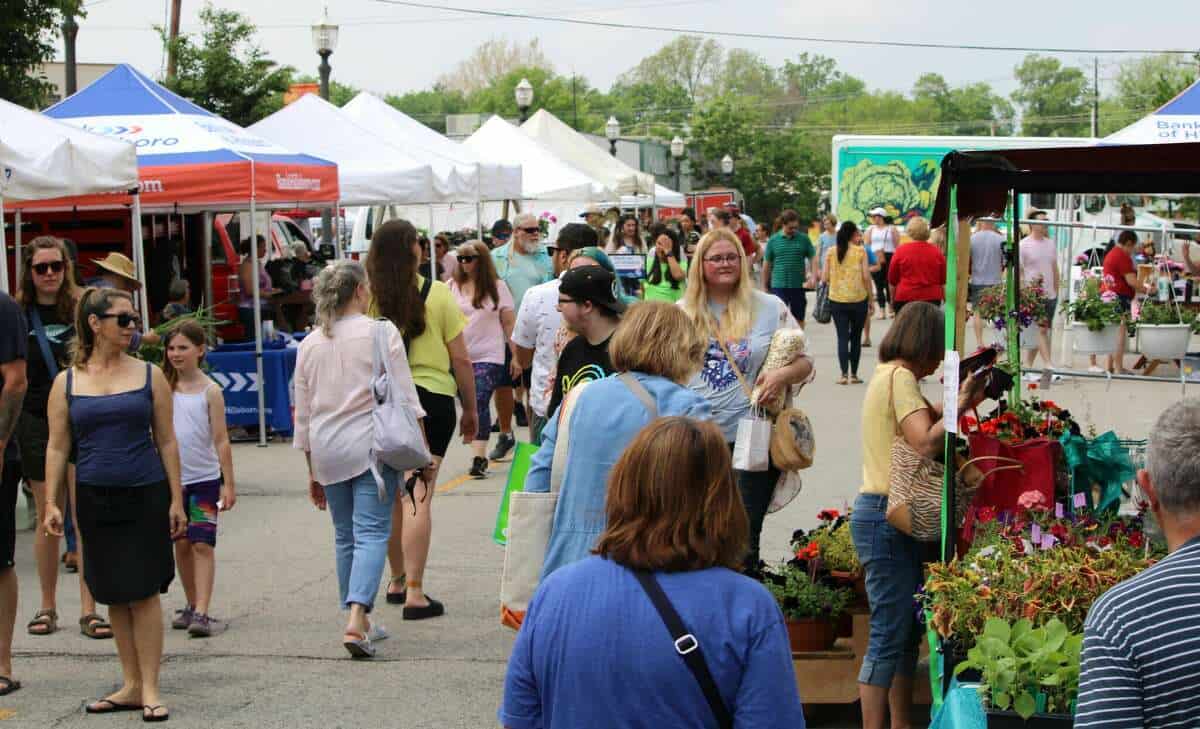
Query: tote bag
[
  {"left": 369, "top": 321, "right": 432, "bottom": 499},
  {"left": 813, "top": 282, "right": 832, "bottom": 324}
]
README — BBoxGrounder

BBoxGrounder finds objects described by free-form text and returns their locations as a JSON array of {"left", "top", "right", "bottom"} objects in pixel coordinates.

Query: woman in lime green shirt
[{"left": 641, "top": 224, "right": 687, "bottom": 303}]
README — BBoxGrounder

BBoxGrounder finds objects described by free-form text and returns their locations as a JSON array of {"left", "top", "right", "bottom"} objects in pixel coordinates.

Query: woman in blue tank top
[{"left": 41, "top": 287, "right": 186, "bottom": 723}]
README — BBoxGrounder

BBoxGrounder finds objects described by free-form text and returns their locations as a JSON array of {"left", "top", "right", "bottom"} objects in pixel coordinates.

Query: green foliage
[
  {"left": 616, "top": 35, "right": 723, "bottom": 104},
  {"left": 160, "top": 3, "right": 293, "bottom": 127},
  {"left": 808, "top": 521, "right": 860, "bottom": 573},
  {"left": 913, "top": 73, "right": 1015, "bottom": 135},
  {"left": 1136, "top": 298, "right": 1194, "bottom": 326},
  {"left": 466, "top": 67, "right": 606, "bottom": 133},
  {"left": 1113, "top": 54, "right": 1198, "bottom": 115},
  {"left": 765, "top": 564, "right": 852, "bottom": 621},
  {"left": 1011, "top": 55, "right": 1089, "bottom": 137},
  {"left": 957, "top": 617, "right": 1083, "bottom": 718},
  {"left": 385, "top": 85, "right": 469, "bottom": 134},
  {"left": 0, "top": 0, "right": 79, "bottom": 108},
  {"left": 136, "top": 307, "right": 228, "bottom": 366},
  {"left": 1066, "top": 274, "right": 1124, "bottom": 331}
]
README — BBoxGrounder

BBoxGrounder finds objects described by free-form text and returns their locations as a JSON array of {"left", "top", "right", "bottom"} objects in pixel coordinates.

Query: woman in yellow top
[
  {"left": 820, "top": 221, "right": 874, "bottom": 384},
  {"left": 367, "top": 219, "right": 478, "bottom": 620},
  {"left": 850, "top": 301, "right": 985, "bottom": 729}
]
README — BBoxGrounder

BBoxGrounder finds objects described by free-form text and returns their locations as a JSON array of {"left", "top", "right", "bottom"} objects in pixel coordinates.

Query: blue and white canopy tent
[{"left": 1105, "top": 78, "right": 1200, "bottom": 145}]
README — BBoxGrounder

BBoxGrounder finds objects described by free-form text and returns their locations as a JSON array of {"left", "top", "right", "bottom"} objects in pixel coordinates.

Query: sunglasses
[
  {"left": 32, "top": 260, "right": 65, "bottom": 275},
  {"left": 519, "top": 227, "right": 540, "bottom": 234},
  {"left": 97, "top": 312, "right": 142, "bottom": 329},
  {"left": 457, "top": 255, "right": 478, "bottom": 263}
]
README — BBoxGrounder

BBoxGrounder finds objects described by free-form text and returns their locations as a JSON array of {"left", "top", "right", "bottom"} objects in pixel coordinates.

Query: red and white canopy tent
[{"left": 15, "top": 64, "right": 341, "bottom": 442}]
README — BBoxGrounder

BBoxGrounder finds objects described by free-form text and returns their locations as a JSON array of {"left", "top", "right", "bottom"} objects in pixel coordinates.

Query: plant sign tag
[
  {"left": 1055, "top": 502, "right": 1065, "bottom": 519},
  {"left": 1041, "top": 534, "right": 1057, "bottom": 550},
  {"left": 1031, "top": 523, "right": 1042, "bottom": 543},
  {"left": 943, "top": 351, "right": 960, "bottom": 434},
  {"left": 1073, "top": 492, "right": 1087, "bottom": 509}
]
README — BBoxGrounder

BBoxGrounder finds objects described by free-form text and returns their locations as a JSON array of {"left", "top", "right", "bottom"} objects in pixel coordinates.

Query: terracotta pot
[
  {"left": 829, "top": 570, "right": 868, "bottom": 603},
  {"left": 786, "top": 617, "right": 839, "bottom": 652}
]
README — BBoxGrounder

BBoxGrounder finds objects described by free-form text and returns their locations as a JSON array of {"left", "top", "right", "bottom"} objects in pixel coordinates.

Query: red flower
[
  {"left": 799, "top": 542, "right": 820, "bottom": 560},
  {"left": 1041, "top": 400, "right": 1059, "bottom": 410},
  {"left": 1028, "top": 382, "right": 1038, "bottom": 390},
  {"left": 978, "top": 506, "right": 998, "bottom": 524},
  {"left": 818, "top": 509, "right": 840, "bottom": 521},
  {"left": 1018, "top": 491, "right": 1048, "bottom": 511},
  {"left": 962, "top": 416, "right": 979, "bottom": 431},
  {"left": 1129, "top": 532, "right": 1146, "bottom": 549},
  {"left": 980, "top": 421, "right": 999, "bottom": 436},
  {"left": 1050, "top": 524, "right": 1070, "bottom": 541}
]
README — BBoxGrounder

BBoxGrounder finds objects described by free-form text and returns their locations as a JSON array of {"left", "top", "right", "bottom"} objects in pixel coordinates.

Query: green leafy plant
[
  {"left": 1065, "top": 273, "right": 1124, "bottom": 332},
  {"left": 956, "top": 617, "right": 1083, "bottom": 718},
  {"left": 809, "top": 522, "right": 860, "bottom": 573},
  {"left": 765, "top": 563, "right": 852, "bottom": 622},
  {"left": 136, "top": 307, "right": 229, "bottom": 367},
  {"left": 973, "top": 278, "right": 1049, "bottom": 330}
]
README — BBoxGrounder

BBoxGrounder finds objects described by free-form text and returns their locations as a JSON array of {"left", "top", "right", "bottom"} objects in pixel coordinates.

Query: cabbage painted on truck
[{"left": 835, "top": 145, "right": 954, "bottom": 229}]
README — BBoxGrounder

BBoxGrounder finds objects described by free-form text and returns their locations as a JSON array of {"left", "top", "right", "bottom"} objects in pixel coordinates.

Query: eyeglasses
[
  {"left": 519, "top": 227, "right": 540, "bottom": 234},
  {"left": 97, "top": 312, "right": 142, "bottom": 329},
  {"left": 457, "top": 255, "right": 478, "bottom": 263},
  {"left": 557, "top": 297, "right": 577, "bottom": 306},
  {"left": 703, "top": 254, "right": 740, "bottom": 265},
  {"left": 32, "top": 261, "right": 65, "bottom": 276}
]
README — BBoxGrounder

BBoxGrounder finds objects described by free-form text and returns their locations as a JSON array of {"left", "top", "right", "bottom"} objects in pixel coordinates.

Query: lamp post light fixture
[
  {"left": 721, "top": 154, "right": 734, "bottom": 187},
  {"left": 670, "top": 135, "right": 685, "bottom": 191},
  {"left": 605, "top": 116, "right": 621, "bottom": 157},
  {"left": 515, "top": 78, "right": 534, "bottom": 123},
  {"left": 311, "top": 6, "right": 339, "bottom": 252}
]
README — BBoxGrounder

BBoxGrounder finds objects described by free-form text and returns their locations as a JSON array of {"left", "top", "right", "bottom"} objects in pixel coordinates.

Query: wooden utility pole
[{"left": 166, "top": 0, "right": 182, "bottom": 81}]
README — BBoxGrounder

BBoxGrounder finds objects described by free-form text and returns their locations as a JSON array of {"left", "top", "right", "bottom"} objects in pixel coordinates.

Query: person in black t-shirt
[
  {"left": 0, "top": 289, "right": 28, "bottom": 695},
  {"left": 547, "top": 266, "right": 626, "bottom": 417}
]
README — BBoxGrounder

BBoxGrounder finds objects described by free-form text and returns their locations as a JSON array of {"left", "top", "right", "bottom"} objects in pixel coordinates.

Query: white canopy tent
[
  {"left": 464, "top": 116, "right": 611, "bottom": 203},
  {"left": 520, "top": 109, "right": 654, "bottom": 197},
  {"left": 0, "top": 96, "right": 139, "bottom": 294},
  {"left": 615, "top": 184, "right": 686, "bottom": 210}
]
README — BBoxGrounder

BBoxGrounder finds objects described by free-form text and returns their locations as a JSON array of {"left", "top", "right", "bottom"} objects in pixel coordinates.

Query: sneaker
[
  {"left": 514, "top": 402, "right": 528, "bottom": 428},
  {"left": 172, "top": 606, "right": 194, "bottom": 630},
  {"left": 469, "top": 456, "right": 488, "bottom": 479},
  {"left": 488, "top": 433, "right": 516, "bottom": 462},
  {"left": 188, "top": 613, "right": 226, "bottom": 638}
]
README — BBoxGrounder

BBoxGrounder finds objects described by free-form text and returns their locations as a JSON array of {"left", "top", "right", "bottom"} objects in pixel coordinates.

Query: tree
[
  {"left": 1113, "top": 54, "right": 1198, "bottom": 114},
  {"left": 1011, "top": 54, "right": 1089, "bottom": 136},
  {"left": 912, "top": 73, "right": 1013, "bottom": 135},
  {"left": 465, "top": 67, "right": 605, "bottom": 133},
  {"left": 716, "top": 49, "right": 780, "bottom": 100},
  {"left": 386, "top": 85, "right": 469, "bottom": 134},
  {"left": 0, "top": 0, "right": 70, "bottom": 108},
  {"left": 605, "top": 79, "right": 692, "bottom": 139},
  {"left": 437, "top": 38, "right": 552, "bottom": 95},
  {"left": 779, "top": 52, "right": 865, "bottom": 115},
  {"left": 616, "top": 36, "right": 723, "bottom": 104},
  {"left": 161, "top": 4, "right": 293, "bottom": 127}
]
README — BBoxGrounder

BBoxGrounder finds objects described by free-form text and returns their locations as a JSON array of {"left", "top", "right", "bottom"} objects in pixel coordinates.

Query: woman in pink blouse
[
  {"left": 448, "top": 241, "right": 517, "bottom": 479},
  {"left": 293, "top": 260, "right": 429, "bottom": 659}
]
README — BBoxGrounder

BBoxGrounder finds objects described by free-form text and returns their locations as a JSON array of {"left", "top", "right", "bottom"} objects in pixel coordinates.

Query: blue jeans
[
  {"left": 850, "top": 493, "right": 925, "bottom": 688},
  {"left": 324, "top": 467, "right": 399, "bottom": 612}
]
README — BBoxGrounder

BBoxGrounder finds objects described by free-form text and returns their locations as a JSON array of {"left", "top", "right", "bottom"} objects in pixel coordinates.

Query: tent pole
[
  {"left": 202, "top": 212, "right": 214, "bottom": 313},
  {"left": 941, "top": 182, "right": 959, "bottom": 566},
  {"left": 429, "top": 204, "right": 437, "bottom": 280},
  {"left": 334, "top": 200, "right": 342, "bottom": 261},
  {"left": 0, "top": 197, "right": 8, "bottom": 294},
  {"left": 131, "top": 197, "right": 150, "bottom": 334},
  {"left": 14, "top": 210, "right": 22, "bottom": 285},
  {"left": 1008, "top": 192, "right": 1022, "bottom": 403},
  {"left": 250, "top": 198, "right": 267, "bottom": 447}
]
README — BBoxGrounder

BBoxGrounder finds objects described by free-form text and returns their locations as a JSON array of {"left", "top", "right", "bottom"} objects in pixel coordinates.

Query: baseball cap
[
  {"left": 579, "top": 204, "right": 604, "bottom": 218},
  {"left": 559, "top": 265, "right": 626, "bottom": 315},
  {"left": 491, "top": 219, "right": 513, "bottom": 238},
  {"left": 869, "top": 207, "right": 887, "bottom": 217},
  {"left": 725, "top": 202, "right": 741, "bottom": 213},
  {"left": 554, "top": 222, "right": 598, "bottom": 254}
]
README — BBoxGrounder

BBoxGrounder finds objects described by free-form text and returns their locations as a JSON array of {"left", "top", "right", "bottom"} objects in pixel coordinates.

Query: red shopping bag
[{"left": 966, "top": 434, "right": 1060, "bottom": 514}]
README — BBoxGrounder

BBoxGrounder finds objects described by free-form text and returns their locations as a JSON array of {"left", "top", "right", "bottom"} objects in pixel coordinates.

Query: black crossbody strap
[
  {"left": 29, "top": 306, "right": 59, "bottom": 379},
  {"left": 631, "top": 569, "right": 734, "bottom": 729}
]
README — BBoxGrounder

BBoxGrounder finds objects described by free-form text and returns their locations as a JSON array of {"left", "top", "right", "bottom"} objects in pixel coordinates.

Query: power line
[{"left": 369, "top": 0, "right": 1198, "bottom": 55}]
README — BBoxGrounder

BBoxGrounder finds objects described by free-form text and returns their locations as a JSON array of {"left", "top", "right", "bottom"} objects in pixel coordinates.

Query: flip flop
[
  {"left": 342, "top": 631, "right": 375, "bottom": 659},
  {"left": 86, "top": 698, "right": 143, "bottom": 714},
  {"left": 0, "top": 676, "right": 20, "bottom": 696},
  {"left": 142, "top": 704, "right": 170, "bottom": 723},
  {"left": 366, "top": 621, "right": 389, "bottom": 643}
]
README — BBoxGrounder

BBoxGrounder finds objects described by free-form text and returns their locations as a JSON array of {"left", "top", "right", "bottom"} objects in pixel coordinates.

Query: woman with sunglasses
[
  {"left": 42, "top": 287, "right": 187, "bottom": 722},
  {"left": 680, "top": 230, "right": 815, "bottom": 573},
  {"left": 14, "top": 237, "right": 112, "bottom": 641},
  {"left": 449, "top": 241, "right": 516, "bottom": 480}
]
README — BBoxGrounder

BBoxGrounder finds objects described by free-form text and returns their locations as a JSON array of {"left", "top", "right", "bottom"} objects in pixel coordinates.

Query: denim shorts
[{"left": 850, "top": 493, "right": 926, "bottom": 688}]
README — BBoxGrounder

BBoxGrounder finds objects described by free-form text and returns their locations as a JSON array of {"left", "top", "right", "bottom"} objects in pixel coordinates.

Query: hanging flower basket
[
  {"left": 1071, "top": 322, "right": 1121, "bottom": 354},
  {"left": 1137, "top": 323, "right": 1192, "bottom": 361}
]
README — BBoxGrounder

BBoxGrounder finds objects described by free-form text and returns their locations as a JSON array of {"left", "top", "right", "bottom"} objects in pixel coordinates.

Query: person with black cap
[
  {"left": 512, "top": 223, "right": 598, "bottom": 444},
  {"left": 547, "top": 266, "right": 625, "bottom": 418}
]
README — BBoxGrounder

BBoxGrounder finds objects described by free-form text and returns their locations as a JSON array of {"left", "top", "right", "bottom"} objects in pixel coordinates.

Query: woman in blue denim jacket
[{"left": 851, "top": 302, "right": 985, "bottom": 729}]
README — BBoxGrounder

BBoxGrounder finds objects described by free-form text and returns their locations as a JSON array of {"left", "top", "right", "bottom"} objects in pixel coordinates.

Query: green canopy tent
[{"left": 927, "top": 140, "right": 1200, "bottom": 701}]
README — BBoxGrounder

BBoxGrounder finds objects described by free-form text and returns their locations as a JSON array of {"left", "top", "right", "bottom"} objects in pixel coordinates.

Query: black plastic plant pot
[
  {"left": 941, "top": 637, "right": 981, "bottom": 684},
  {"left": 986, "top": 711, "right": 1074, "bottom": 728}
]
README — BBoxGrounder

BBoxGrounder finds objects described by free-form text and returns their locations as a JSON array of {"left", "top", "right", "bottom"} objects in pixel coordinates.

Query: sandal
[
  {"left": 62, "top": 551, "right": 79, "bottom": 573},
  {"left": 86, "top": 698, "right": 143, "bottom": 714},
  {"left": 849, "top": 375, "right": 862, "bottom": 385},
  {"left": 402, "top": 596, "right": 445, "bottom": 621},
  {"left": 861, "top": 340, "right": 871, "bottom": 348},
  {"left": 385, "top": 575, "right": 407, "bottom": 605},
  {"left": 27, "top": 608, "right": 57, "bottom": 636},
  {"left": 79, "top": 613, "right": 114, "bottom": 640},
  {"left": 342, "top": 630, "right": 375, "bottom": 659},
  {"left": 0, "top": 676, "right": 20, "bottom": 696},
  {"left": 143, "top": 705, "right": 170, "bottom": 723},
  {"left": 836, "top": 376, "right": 848, "bottom": 385}
]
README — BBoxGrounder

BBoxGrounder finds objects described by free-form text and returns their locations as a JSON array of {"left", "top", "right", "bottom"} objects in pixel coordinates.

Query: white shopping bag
[{"left": 733, "top": 412, "right": 771, "bottom": 472}]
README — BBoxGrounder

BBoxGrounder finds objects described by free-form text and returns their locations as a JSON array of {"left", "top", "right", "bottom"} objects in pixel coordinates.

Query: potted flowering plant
[
  {"left": 1066, "top": 272, "right": 1124, "bottom": 353},
  {"left": 1134, "top": 299, "right": 1194, "bottom": 360},
  {"left": 973, "top": 279, "right": 1049, "bottom": 350},
  {"left": 537, "top": 211, "right": 558, "bottom": 239},
  {"left": 764, "top": 562, "right": 852, "bottom": 652}
]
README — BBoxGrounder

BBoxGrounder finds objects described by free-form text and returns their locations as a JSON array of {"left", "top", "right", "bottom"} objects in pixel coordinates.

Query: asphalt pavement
[{"left": 0, "top": 315, "right": 1189, "bottom": 728}]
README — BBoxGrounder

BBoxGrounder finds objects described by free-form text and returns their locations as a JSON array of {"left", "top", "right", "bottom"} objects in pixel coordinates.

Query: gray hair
[
  {"left": 513, "top": 212, "right": 537, "bottom": 229},
  {"left": 1146, "top": 398, "right": 1200, "bottom": 515},
  {"left": 290, "top": 242, "right": 309, "bottom": 258},
  {"left": 312, "top": 259, "right": 367, "bottom": 337}
]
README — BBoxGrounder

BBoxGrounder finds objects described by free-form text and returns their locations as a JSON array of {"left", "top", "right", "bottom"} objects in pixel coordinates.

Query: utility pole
[
  {"left": 62, "top": 3, "right": 79, "bottom": 96},
  {"left": 166, "top": 0, "right": 183, "bottom": 82},
  {"left": 1091, "top": 57, "right": 1099, "bottom": 138}
]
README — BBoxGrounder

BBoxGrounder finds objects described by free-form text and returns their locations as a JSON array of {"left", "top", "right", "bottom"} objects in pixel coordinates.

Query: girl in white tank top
[{"left": 163, "top": 322, "right": 236, "bottom": 636}]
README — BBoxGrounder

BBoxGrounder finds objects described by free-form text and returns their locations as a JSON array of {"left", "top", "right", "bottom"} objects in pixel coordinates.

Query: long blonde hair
[{"left": 680, "top": 229, "right": 755, "bottom": 341}]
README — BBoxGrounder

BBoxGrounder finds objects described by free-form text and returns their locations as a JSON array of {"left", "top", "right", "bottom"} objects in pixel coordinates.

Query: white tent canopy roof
[
  {"left": 249, "top": 93, "right": 436, "bottom": 206},
  {"left": 0, "top": 96, "right": 138, "bottom": 201},
  {"left": 463, "top": 115, "right": 611, "bottom": 202},
  {"left": 613, "top": 184, "right": 686, "bottom": 210},
  {"left": 1105, "top": 78, "right": 1200, "bottom": 145},
  {"left": 520, "top": 109, "right": 655, "bottom": 197},
  {"left": 342, "top": 92, "right": 522, "bottom": 202}
]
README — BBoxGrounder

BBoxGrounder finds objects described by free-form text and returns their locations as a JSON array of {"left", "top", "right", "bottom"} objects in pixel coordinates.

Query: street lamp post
[
  {"left": 721, "top": 154, "right": 734, "bottom": 188},
  {"left": 515, "top": 78, "right": 534, "bottom": 123},
  {"left": 311, "top": 7, "right": 339, "bottom": 251},
  {"left": 670, "top": 136, "right": 685, "bottom": 192},
  {"left": 605, "top": 116, "right": 620, "bottom": 157}
]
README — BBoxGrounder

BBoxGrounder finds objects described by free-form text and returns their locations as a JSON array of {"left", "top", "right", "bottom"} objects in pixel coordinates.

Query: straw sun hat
[{"left": 93, "top": 252, "right": 142, "bottom": 288}]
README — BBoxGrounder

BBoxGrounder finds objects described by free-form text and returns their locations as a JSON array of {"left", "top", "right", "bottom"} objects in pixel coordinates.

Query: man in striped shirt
[{"left": 1076, "top": 398, "right": 1200, "bottom": 728}]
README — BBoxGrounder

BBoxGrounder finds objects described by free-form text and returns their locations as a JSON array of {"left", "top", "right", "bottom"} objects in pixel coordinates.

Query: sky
[{"left": 69, "top": 0, "right": 1199, "bottom": 102}]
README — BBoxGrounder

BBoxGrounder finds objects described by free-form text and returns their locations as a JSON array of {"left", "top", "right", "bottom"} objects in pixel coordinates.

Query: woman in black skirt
[{"left": 43, "top": 287, "right": 186, "bottom": 722}]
